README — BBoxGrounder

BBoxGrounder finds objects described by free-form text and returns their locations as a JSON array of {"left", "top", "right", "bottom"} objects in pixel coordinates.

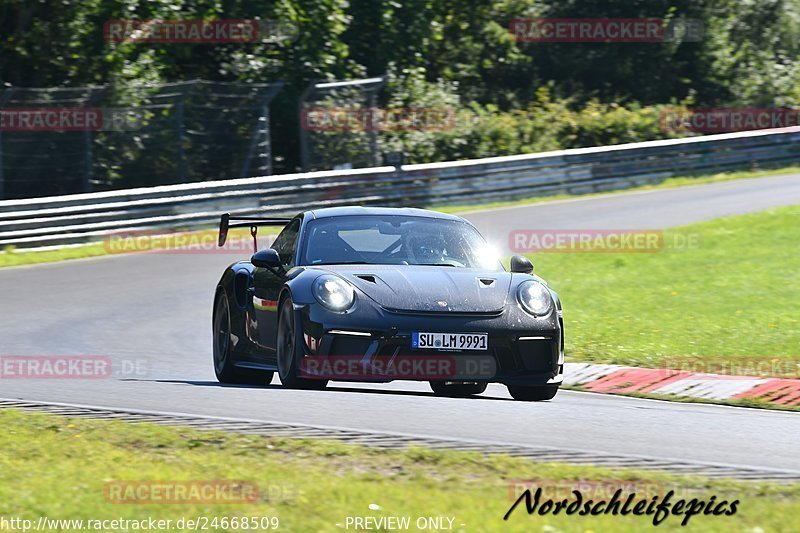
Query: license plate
[{"left": 411, "top": 332, "right": 488, "bottom": 351}]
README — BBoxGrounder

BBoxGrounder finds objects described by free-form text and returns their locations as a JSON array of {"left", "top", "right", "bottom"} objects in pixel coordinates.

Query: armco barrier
[{"left": 1, "top": 127, "right": 799, "bottom": 248}]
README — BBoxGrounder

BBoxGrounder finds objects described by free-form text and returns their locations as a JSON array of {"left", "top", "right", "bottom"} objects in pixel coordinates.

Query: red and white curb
[{"left": 564, "top": 363, "right": 800, "bottom": 407}]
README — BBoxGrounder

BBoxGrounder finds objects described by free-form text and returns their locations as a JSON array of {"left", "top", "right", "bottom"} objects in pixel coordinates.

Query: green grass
[
  {"left": 531, "top": 205, "right": 800, "bottom": 368},
  {"left": 435, "top": 165, "right": 800, "bottom": 214},
  {"left": 0, "top": 227, "right": 260, "bottom": 268},
  {"left": 0, "top": 242, "right": 112, "bottom": 268},
  {"left": 1, "top": 409, "right": 798, "bottom": 532}
]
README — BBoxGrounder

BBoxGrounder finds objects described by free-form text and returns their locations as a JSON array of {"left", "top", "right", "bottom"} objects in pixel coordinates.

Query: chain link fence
[
  {"left": 0, "top": 80, "right": 283, "bottom": 199},
  {"left": 1, "top": 76, "right": 468, "bottom": 200},
  {"left": 298, "top": 77, "right": 388, "bottom": 172}
]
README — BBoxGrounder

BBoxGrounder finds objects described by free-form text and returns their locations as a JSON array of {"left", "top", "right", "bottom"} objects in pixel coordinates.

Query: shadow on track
[{"left": 133, "top": 379, "right": 517, "bottom": 402}]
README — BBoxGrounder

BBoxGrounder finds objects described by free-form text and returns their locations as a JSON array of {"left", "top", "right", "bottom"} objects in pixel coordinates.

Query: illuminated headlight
[
  {"left": 517, "top": 281, "right": 553, "bottom": 316},
  {"left": 313, "top": 275, "right": 355, "bottom": 312}
]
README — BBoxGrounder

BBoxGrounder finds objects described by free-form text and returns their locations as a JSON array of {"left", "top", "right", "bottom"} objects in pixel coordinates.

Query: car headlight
[
  {"left": 517, "top": 280, "right": 553, "bottom": 316},
  {"left": 313, "top": 275, "right": 355, "bottom": 312}
]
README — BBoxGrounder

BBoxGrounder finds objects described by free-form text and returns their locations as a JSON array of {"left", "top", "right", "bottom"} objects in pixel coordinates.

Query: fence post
[
  {"left": 241, "top": 82, "right": 284, "bottom": 177},
  {"left": 260, "top": 103, "right": 271, "bottom": 175},
  {"left": 260, "top": 82, "right": 284, "bottom": 176},
  {"left": 176, "top": 96, "right": 186, "bottom": 182},
  {"left": 0, "top": 129, "right": 3, "bottom": 201},
  {"left": 83, "top": 130, "right": 92, "bottom": 193},
  {"left": 367, "top": 90, "right": 379, "bottom": 167},
  {"left": 0, "top": 88, "right": 13, "bottom": 200},
  {"left": 298, "top": 80, "right": 317, "bottom": 172},
  {"left": 81, "top": 85, "right": 108, "bottom": 193}
]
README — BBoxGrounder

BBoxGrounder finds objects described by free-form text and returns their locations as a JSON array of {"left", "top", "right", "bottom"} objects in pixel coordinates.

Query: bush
[{"left": 380, "top": 86, "right": 689, "bottom": 164}]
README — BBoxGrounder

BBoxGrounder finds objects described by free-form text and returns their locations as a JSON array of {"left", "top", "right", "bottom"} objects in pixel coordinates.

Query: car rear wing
[{"left": 218, "top": 213, "right": 292, "bottom": 252}]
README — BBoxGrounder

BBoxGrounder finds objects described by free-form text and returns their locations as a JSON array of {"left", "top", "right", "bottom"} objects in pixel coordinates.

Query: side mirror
[
  {"left": 252, "top": 248, "right": 282, "bottom": 269},
  {"left": 510, "top": 255, "right": 534, "bottom": 274}
]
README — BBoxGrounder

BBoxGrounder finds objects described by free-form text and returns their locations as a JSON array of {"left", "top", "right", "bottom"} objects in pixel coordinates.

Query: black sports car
[{"left": 213, "top": 207, "right": 564, "bottom": 401}]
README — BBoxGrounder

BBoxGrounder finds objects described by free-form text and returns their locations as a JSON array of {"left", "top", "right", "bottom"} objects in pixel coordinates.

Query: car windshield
[{"left": 301, "top": 215, "right": 502, "bottom": 270}]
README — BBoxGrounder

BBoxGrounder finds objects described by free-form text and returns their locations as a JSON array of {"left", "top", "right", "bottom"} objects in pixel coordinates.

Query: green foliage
[
  {"left": 381, "top": 87, "right": 687, "bottom": 163},
  {"left": 1, "top": 0, "right": 799, "bottom": 179}
]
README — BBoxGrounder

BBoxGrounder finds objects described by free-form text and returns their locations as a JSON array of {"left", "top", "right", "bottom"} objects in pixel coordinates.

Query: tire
[
  {"left": 213, "top": 288, "right": 274, "bottom": 386},
  {"left": 277, "top": 297, "right": 328, "bottom": 390},
  {"left": 507, "top": 385, "right": 559, "bottom": 401},
  {"left": 430, "top": 381, "right": 487, "bottom": 397}
]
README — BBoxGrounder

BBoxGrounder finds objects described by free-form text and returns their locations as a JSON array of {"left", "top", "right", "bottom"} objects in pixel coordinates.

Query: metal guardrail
[{"left": 2, "top": 127, "right": 799, "bottom": 248}]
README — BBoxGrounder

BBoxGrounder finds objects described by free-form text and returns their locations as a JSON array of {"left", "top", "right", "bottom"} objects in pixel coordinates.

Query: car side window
[{"left": 271, "top": 219, "right": 301, "bottom": 266}]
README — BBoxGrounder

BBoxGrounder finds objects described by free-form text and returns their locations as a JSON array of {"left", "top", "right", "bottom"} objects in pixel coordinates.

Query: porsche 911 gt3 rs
[{"left": 213, "top": 206, "right": 564, "bottom": 401}]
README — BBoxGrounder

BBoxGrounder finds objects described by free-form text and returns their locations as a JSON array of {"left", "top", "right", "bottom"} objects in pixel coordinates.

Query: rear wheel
[
  {"left": 430, "top": 381, "right": 487, "bottom": 397},
  {"left": 507, "top": 385, "right": 558, "bottom": 401},
  {"left": 277, "top": 297, "right": 328, "bottom": 390},
  {"left": 213, "top": 288, "right": 274, "bottom": 386}
]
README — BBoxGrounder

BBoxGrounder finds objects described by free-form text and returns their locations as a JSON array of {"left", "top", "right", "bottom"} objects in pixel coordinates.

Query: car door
[{"left": 250, "top": 218, "right": 301, "bottom": 354}]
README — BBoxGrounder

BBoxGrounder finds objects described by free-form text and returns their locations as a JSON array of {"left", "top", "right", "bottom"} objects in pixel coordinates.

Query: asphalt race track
[{"left": 1, "top": 175, "right": 800, "bottom": 476}]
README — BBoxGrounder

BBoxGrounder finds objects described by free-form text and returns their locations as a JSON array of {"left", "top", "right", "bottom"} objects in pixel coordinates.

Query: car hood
[{"left": 314, "top": 265, "right": 511, "bottom": 313}]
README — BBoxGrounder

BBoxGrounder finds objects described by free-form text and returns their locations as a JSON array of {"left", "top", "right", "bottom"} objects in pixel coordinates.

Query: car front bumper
[{"left": 296, "top": 300, "right": 564, "bottom": 386}]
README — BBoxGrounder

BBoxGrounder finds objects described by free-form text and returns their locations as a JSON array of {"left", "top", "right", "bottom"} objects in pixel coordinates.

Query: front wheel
[
  {"left": 430, "top": 381, "right": 487, "bottom": 397},
  {"left": 213, "top": 289, "right": 274, "bottom": 386},
  {"left": 277, "top": 298, "right": 328, "bottom": 390},
  {"left": 507, "top": 385, "right": 559, "bottom": 401}
]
